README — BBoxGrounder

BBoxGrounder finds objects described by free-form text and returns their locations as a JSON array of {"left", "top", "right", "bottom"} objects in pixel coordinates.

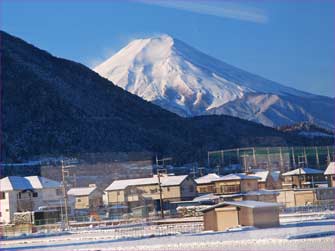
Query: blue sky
[{"left": 1, "top": 0, "right": 334, "bottom": 97}]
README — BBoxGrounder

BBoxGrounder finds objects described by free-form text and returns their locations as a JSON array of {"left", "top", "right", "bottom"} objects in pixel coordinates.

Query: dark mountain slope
[{"left": 1, "top": 31, "right": 329, "bottom": 164}]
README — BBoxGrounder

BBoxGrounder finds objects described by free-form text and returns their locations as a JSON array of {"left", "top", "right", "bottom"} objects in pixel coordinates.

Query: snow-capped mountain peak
[{"left": 94, "top": 35, "right": 334, "bottom": 128}]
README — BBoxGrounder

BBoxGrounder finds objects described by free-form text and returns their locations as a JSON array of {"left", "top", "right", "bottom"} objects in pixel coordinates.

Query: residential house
[
  {"left": 195, "top": 173, "right": 220, "bottom": 194},
  {"left": 0, "top": 176, "right": 62, "bottom": 224},
  {"left": 213, "top": 174, "right": 259, "bottom": 195},
  {"left": 247, "top": 170, "right": 282, "bottom": 190},
  {"left": 67, "top": 184, "right": 103, "bottom": 210},
  {"left": 104, "top": 174, "right": 196, "bottom": 210},
  {"left": 324, "top": 162, "right": 335, "bottom": 187},
  {"left": 282, "top": 167, "right": 326, "bottom": 189}
]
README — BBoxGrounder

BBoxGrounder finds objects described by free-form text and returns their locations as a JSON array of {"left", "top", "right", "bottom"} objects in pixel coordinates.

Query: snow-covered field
[{"left": 1, "top": 216, "right": 334, "bottom": 251}]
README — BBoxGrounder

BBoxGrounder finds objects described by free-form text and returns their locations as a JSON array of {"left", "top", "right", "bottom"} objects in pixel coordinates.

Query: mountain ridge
[{"left": 1, "top": 31, "right": 331, "bottom": 164}]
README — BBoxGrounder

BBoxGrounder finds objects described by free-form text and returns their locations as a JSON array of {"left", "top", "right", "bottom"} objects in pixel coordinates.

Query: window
[
  {"left": 56, "top": 189, "right": 63, "bottom": 196},
  {"left": 116, "top": 191, "right": 120, "bottom": 196},
  {"left": 17, "top": 193, "right": 21, "bottom": 199},
  {"left": 167, "top": 187, "right": 170, "bottom": 192},
  {"left": 221, "top": 185, "right": 240, "bottom": 194},
  {"left": 0, "top": 192, "right": 5, "bottom": 200},
  {"left": 32, "top": 192, "right": 38, "bottom": 198},
  {"left": 77, "top": 198, "right": 82, "bottom": 202},
  {"left": 150, "top": 188, "right": 158, "bottom": 193}
]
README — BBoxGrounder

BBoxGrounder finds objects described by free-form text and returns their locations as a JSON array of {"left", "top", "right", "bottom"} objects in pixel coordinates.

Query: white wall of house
[{"left": 0, "top": 187, "right": 63, "bottom": 224}]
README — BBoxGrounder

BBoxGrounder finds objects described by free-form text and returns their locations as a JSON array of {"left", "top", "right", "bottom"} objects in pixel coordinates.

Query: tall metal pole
[
  {"left": 267, "top": 147, "right": 271, "bottom": 169},
  {"left": 315, "top": 146, "right": 320, "bottom": 169},
  {"left": 252, "top": 147, "right": 257, "bottom": 167},
  {"left": 291, "top": 147, "right": 296, "bottom": 169},
  {"left": 157, "top": 172, "right": 164, "bottom": 219},
  {"left": 279, "top": 147, "right": 283, "bottom": 172},
  {"left": 61, "top": 160, "right": 69, "bottom": 229},
  {"left": 207, "top": 152, "right": 210, "bottom": 168},
  {"left": 304, "top": 147, "right": 308, "bottom": 166},
  {"left": 327, "top": 146, "right": 331, "bottom": 164}
]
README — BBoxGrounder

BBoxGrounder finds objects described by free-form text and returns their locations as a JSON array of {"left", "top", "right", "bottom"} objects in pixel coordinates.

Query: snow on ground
[{"left": 1, "top": 217, "right": 334, "bottom": 251}]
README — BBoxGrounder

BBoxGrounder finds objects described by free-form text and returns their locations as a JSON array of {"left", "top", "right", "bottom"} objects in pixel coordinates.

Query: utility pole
[
  {"left": 327, "top": 146, "right": 331, "bottom": 164},
  {"left": 61, "top": 160, "right": 70, "bottom": 229},
  {"left": 157, "top": 169, "right": 164, "bottom": 219},
  {"left": 315, "top": 146, "right": 320, "bottom": 169},
  {"left": 279, "top": 147, "right": 283, "bottom": 172},
  {"left": 241, "top": 154, "right": 249, "bottom": 173},
  {"left": 266, "top": 148, "right": 271, "bottom": 170},
  {"left": 303, "top": 147, "right": 308, "bottom": 166},
  {"left": 291, "top": 147, "right": 296, "bottom": 169},
  {"left": 252, "top": 147, "right": 257, "bottom": 167},
  {"left": 221, "top": 150, "right": 224, "bottom": 169},
  {"left": 61, "top": 158, "right": 77, "bottom": 230},
  {"left": 297, "top": 155, "right": 305, "bottom": 189}
]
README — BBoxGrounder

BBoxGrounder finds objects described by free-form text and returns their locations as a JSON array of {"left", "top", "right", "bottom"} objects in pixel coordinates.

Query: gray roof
[
  {"left": 195, "top": 173, "right": 220, "bottom": 184},
  {"left": 248, "top": 171, "right": 269, "bottom": 182},
  {"left": 324, "top": 162, "right": 335, "bottom": 175},
  {"left": 105, "top": 175, "right": 189, "bottom": 191},
  {"left": 192, "top": 193, "right": 220, "bottom": 202},
  {"left": 202, "top": 200, "right": 280, "bottom": 212},
  {"left": 68, "top": 187, "right": 97, "bottom": 196},
  {"left": 282, "top": 167, "right": 323, "bottom": 176},
  {"left": 244, "top": 190, "right": 279, "bottom": 196},
  {"left": 0, "top": 176, "right": 61, "bottom": 192},
  {"left": 215, "top": 173, "right": 260, "bottom": 181}
]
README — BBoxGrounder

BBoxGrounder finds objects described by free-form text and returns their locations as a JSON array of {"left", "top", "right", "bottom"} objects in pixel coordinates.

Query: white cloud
[{"left": 135, "top": 0, "right": 268, "bottom": 24}]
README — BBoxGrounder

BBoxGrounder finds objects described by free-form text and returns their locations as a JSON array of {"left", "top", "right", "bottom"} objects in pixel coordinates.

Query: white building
[{"left": 0, "top": 176, "right": 63, "bottom": 223}]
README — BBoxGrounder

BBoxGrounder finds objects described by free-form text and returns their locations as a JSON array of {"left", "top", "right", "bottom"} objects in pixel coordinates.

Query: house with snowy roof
[
  {"left": 247, "top": 169, "right": 282, "bottom": 190},
  {"left": 104, "top": 174, "right": 196, "bottom": 209},
  {"left": 212, "top": 173, "right": 260, "bottom": 195},
  {"left": 68, "top": 184, "right": 103, "bottom": 210},
  {"left": 195, "top": 173, "right": 220, "bottom": 194},
  {"left": 324, "top": 162, "right": 335, "bottom": 187},
  {"left": 282, "top": 167, "right": 326, "bottom": 189},
  {"left": 0, "top": 176, "right": 62, "bottom": 223}
]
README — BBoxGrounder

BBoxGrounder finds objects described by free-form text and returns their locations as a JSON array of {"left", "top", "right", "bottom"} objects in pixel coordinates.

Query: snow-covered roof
[
  {"left": 223, "top": 200, "right": 281, "bottom": 208},
  {"left": 202, "top": 200, "right": 280, "bottom": 212},
  {"left": 160, "top": 175, "right": 188, "bottom": 186},
  {"left": 195, "top": 173, "right": 220, "bottom": 184},
  {"left": 244, "top": 190, "right": 279, "bottom": 196},
  {"left": 282, "top": 167, "right": 323, "bottom": 176},
  {"left": 105, "top": 175, "right": 189, "bottom": 191},
  {"left": 25, "top": 176, "right": 61, "bottom": 189},
  {"left": 68, "top": 187, "right": 97, "bottom": 196},
  {"left": 193, "top": 193, "right": 220, "bottom": 202},
  {"left": 248, "top": 171, "right": 269, "bottom": 182},
  {"left": 324, "top": 162, "right": 335, "bottom": 175},
  {"left": 0, "top": 176, "right": 61, "bottom": 192},
  {"left": 216, "top": 173, "right": 260, "bottom": 181}
]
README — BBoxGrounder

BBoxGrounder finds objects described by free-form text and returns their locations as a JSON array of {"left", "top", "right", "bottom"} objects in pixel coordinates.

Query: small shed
[{"left": 202, "top": 200, "right": 280, "bottom": 231}]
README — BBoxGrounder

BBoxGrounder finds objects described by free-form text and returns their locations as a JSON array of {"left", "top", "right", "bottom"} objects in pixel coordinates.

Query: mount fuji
[{"left": 94, "top": 35, "right": 334, "bottom": 129}]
